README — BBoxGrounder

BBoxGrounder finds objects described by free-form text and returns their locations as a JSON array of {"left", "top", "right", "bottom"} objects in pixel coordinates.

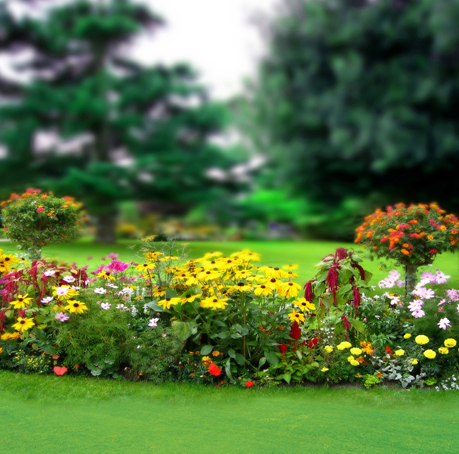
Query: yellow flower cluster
[
  {"left": 146, "top": 249, "right": 310, "bottom": 312},
  {"left": 0, "top": 249, "right": 24, "bottom": 276},
  {"left": 51, "top": 285, "right": 87, "bottom": 314}
]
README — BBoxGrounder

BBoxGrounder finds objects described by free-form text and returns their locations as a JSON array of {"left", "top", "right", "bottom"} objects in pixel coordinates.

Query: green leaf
[
  {"left": 282, "top": 372, "right": 291, "bottom": 384},
  {"left": 338, "top": 283, "right": 352, "bottom": 295},
  {"left": 295, "top": 351, "right": 302, "bottom": 361},
  {"left": 200, "top": 345, "right": 213, "bottom": 356},
  {"left": 363, "top": 270, "right": 373, "bottom": 284},
  {"left": 350, "top": 319, "right": 366, "bottom": 334},
  {"left": 234, "top": 353, "right": 246, "bottom": 366},
  {"left": 225, "top": 358, "right": 234, "bottom": 382},
  {"left": 171, "top": 321, "right": 194, "bottom": 343},
  {"left": 145, "top": 301, "right": 164, "bottom": 312},
  {"left": 264, "top": 350, "right": 279, "bottom": 366},
  {"left": 259, "top": 357, "right": 267, "bottom": 368},
  {"left": 5, "top": 310, "right": 13, "bottom": 319},
  {"left": 315, "top": 355, "right": 324, "bottom": 361}
]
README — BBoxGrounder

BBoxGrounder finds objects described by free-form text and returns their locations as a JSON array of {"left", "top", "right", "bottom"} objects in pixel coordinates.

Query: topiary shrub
[
  {"left": 1, "top": 189, "right": 86, "bottom": 260},
  {"left": 355, "top": 203, "right": 459, "bottom": 294}
]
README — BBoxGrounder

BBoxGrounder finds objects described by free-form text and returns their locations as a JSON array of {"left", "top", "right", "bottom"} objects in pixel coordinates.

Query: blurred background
[{"left": 1, "top": 0, "right": 459, "bottom": 244}]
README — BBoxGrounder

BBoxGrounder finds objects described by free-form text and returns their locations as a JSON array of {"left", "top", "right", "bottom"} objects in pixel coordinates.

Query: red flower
[
  {"left": 385, "top": 346, "right": 392, "bottom": 355},
  {"left": 245, "top": 381, "right": 254, "bottom": 388},
  {"left": 429, "top": 249, "right": 437, "bottom": 254},
  {"left": 289, "top": 321, "right": 301, "bottom": 340},
  {"left": 208, "top": 363, "right": 222, "bottom": 377},
  {"left": 279, "top": 342, "right": 288, "bottom": 354},
  {"left": 53, "top": 366, "right": 68, "bottom": 376},
  {"left": 308, "top": 337, "right": 319, "bottom": 348}
]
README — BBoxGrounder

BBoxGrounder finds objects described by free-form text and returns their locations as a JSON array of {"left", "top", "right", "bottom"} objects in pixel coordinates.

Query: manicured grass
[
  {"left": 1, "top": 371, "right": 459, "bottom": 454},
  {"left": 2, "top": 237, "right": 459, "bottom": 286}
]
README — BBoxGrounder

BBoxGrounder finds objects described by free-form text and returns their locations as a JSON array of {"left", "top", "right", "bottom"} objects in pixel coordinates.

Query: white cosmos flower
[
  {"left": 62, "top": 276, "right": 76, "bottom": 283},
  {"left": 101, "top": 303, "right": 111, "bottom": 310},
  {"left": 94, "top": 288, "right": 107, "bottom": 294}
]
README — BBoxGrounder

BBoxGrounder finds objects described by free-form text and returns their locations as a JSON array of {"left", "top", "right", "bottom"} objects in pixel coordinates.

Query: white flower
[
  {"left": 101, "top": 303, "right": 111, "bottom": 310},
  {"left": 148, "top": 317, "right": 159, "bottom": 328},
  {"left": 44, "top": 270, "right": 56, "bottom": 276},
  {"left": 62, "top": 276, "right": 76, "bottom": 283},
  {"left": 41, "top": 296, "right": 54, "bottom": 304},
  {"left": 55, "top": 287, "right": 71, "bottom": 296},
  {"left": 94, "top": 288, "right": 107, "bottom": 294},
  {"left": 105, "top": 283, "right": 118, "bottom": 288},
  {"left": 131, "top": 306, "right": 138, "bottom": 317},
  {"left": 116, "top": 304, "right": 126, "bottom": 310},
  {"left": 438, "top": 317, "right": 451, "bottom": 330},
  {"left": 71, "top": 286, "right": 80, "bottom": 290}
]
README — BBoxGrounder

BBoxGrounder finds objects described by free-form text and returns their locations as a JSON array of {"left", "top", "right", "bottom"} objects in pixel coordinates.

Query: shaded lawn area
[
  {"left": 1, "top": 237, "right": 459, "bottom": 287},
  {"left": 1, "top": 371, "right": 459, "bottom": 454}
]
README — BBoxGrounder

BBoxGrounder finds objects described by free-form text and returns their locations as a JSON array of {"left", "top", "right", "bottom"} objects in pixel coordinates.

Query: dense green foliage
[
  {"left": 249, "top": 0, "right": 459, "bottom": 239},
  {"left": 2, "top": 193, "right": 82, "bottom": 259},
  {"left": 0, "top": 0, "right": 236, "bottom": 243}
]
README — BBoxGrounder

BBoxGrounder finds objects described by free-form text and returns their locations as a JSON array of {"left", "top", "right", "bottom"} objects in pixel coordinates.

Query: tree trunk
[
  {"left": 95, "top": 213, "right": 117, "bottom": 244},
  {"left": 404, "top": 263, "right": 418, "bottom": 299}
]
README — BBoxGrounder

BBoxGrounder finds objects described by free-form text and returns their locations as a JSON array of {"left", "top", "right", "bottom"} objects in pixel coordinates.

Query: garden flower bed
[{"left": 1, "top": 202, "right": 459, "bottom": 391}]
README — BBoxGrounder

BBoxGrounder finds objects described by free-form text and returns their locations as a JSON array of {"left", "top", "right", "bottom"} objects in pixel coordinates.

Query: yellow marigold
[
  {"left": 350, "top": 360, "right": 360, "bottom": 366},
  {"left": 320, "top": 367, "right": 329, "bottom": 372},
  {"left": 202, "top": 356, "right": 211, "bottom": 362},
  {"left": 411, "top": 359, "right": 418, "bottom": 365},
  {"left": 423, "top": 349, "right": 436, "bottom": 359},
  {"left": 324, "top": 346, "right": 333, "bottom": 354},
  {"left": 1, "top": 333, "right": 11, "bottom": 340},
  {"left": 415, "top": 335, "right": 429, "bottom": 345},
  {"left": 444, "top": 339, "right": 457, "bottom": 348},
  {"left": 212, "top": 351, "right": 220, "bottom": 357},
  {"left": 404, "top": 333, "right": 412, "bottom": 339},
  {"left": 438, "top": 347, "right": 449, "bottom": 355},
  {"left": 337, "top": 342, "right": 352, "bottom": 350},
  {"left": 395, "top": 349, "right": 405, "bottom": 356},
  {"left": 350, "top": 348, "right": 362, "bottom": 356}
]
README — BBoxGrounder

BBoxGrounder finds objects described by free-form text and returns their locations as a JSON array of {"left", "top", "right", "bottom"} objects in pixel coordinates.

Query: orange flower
[{"left": 401, "top": 249, "right": 410, "bottom": 255}]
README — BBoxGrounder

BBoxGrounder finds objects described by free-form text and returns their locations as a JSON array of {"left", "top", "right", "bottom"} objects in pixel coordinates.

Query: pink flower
[
  {"left": 162, "top": 334, "right": 167, "bottom": 338},
  {"left": 438, "top": 317, "right": 451, "bottom": 330},
  {"left": 36, "top": 207, "right": 45, "bottom": 212},
  {"left": 107, "top": 253, "right": 119, "bottom": 260},
  {"left": 55, "top": 312, "right": 70, "bottom": 322}
]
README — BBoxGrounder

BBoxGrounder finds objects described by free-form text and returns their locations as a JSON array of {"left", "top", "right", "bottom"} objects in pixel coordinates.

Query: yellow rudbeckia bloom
[
  {"left": 12, "top": 317, "right": 35, "bottom": 333},
  {"left": 9, "top": 294, "right": 33, "bottom": 309},
  {"left": 288, "top": 309, "right": 305, "bottom": 323},
  {"left": 64, "top": 300, "right": 88, "bottom": 314}
]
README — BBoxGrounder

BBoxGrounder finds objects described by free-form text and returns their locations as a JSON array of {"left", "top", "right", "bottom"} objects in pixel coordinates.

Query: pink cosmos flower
[
  {"left": 438, "top": 317, "right": 451, "bottom": 330},
  {"left": 162, "top": 334, "right": 167, "bottom": 338},
  {"left": 55, "top": 312, "right": 70, "bottom": 322},
  {"left": 107, "top": 253, "right": 119, "bottom": 260}
]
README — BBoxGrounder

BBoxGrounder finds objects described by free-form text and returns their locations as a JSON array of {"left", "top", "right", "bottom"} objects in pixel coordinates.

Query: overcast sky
[{"left": 135, "top": 0, "right": 278, "bottom": 99}]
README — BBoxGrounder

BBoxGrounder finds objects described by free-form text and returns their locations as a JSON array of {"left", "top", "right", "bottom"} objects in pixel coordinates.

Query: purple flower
[{"left": 55, "top": 312, "right": 70, "bottom": 322}]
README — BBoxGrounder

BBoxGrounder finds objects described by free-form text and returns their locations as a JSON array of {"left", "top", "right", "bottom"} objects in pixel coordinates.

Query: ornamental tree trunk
[
  {"left": 404, "top": 263, "right": 418, "bottom": 299},
  {"left": 95, "top": 213, "right": 117, "bottom": 244}
]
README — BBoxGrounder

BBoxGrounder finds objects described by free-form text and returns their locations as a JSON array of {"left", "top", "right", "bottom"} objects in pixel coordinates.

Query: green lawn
[
  {"left": 2, "top": 238, "right": 459, "bottom": 453},
  {"left": 1, "top": 370, "right": 459, "bottom": 454},
  {"left": 2, "top": 237, "right": 459, "bottom": 286}
]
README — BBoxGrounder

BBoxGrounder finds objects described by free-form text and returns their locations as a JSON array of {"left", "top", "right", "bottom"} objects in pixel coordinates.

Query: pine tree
[
  {"left": 250, "top": 0, "right": 459, "bottom": 239},
  {"left": 0, "top": 0, "right": 233, "bottom": 243}
]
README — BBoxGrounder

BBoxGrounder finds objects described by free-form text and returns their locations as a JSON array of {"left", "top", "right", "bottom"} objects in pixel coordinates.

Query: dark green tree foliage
[
  {"left": 251, "top": 0, "right": 459, "bottom": 239},
  {"left": 0, "top": 0, "right": 234, "bottom": 243}
]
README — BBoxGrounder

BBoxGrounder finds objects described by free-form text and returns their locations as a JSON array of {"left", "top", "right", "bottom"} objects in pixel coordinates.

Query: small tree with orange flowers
[
  {"left": 355, "top": 203, "right": 459, "bottom": 294},
  {"left": 1, "top": 189, "right": 87, "bottom": 260}
]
